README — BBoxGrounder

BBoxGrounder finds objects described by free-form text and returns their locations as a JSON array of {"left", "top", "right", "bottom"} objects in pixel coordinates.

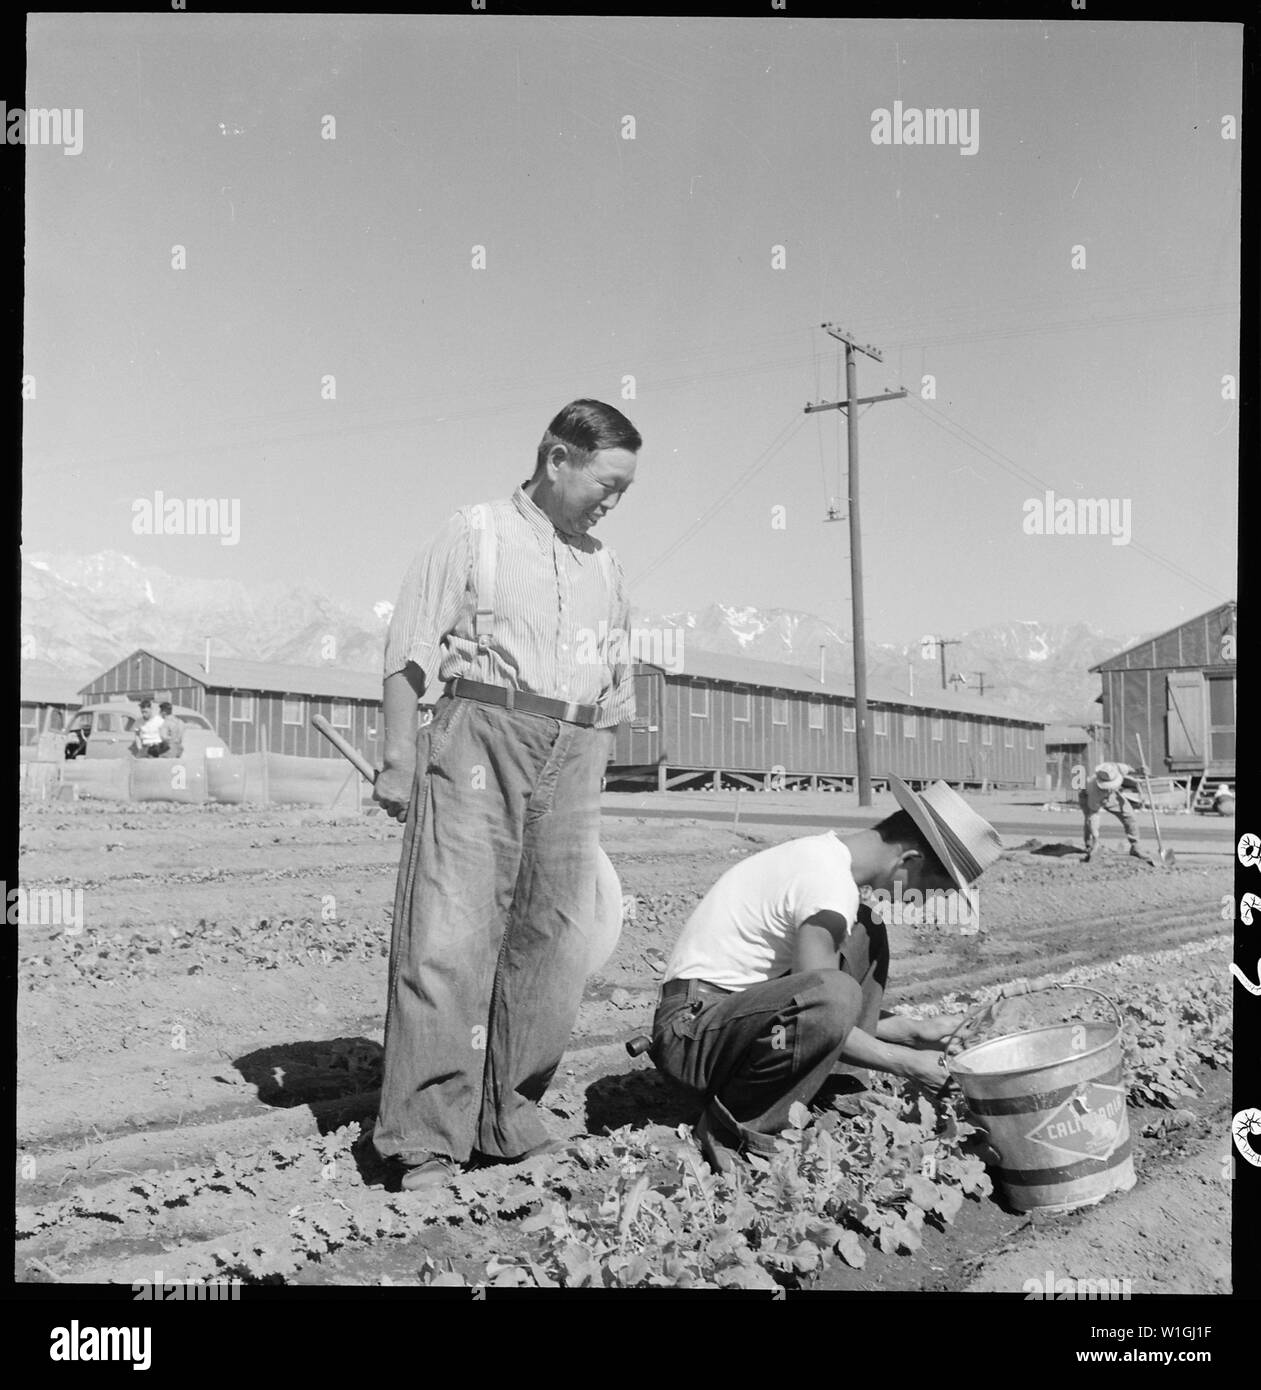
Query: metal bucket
[{"left": 945, "top": 983, "right": 1136, "bottom": 1214}]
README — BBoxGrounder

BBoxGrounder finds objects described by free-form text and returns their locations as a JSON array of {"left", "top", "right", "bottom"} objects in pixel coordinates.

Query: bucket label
[{"left": 1024, "top": 1081, "right": 1127, "bottom": 1164}]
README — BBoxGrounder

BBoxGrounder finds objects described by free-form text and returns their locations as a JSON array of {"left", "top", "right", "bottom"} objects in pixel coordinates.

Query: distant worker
[
  {"left": 133, "top": 699, "right": 168, "bottom": 758},
  {"left": 158, "top": 702, "right": 185, "bottom": 759},
  {"left": 1079, "top": 761, "right": 1151, "bottom": 863}
]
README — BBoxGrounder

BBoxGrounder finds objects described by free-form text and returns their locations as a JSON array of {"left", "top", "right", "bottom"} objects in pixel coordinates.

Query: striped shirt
[{"left": 384, "top": 485, "right": 635, "bottom": 729}]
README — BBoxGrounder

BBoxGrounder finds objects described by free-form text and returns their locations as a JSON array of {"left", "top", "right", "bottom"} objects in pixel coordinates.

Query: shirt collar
[
  {"left": 512, "top": 483, "right": 555, "bottom": 543},
  {"left": 512, "top": 483, "right": 595, "bottom": 551}
]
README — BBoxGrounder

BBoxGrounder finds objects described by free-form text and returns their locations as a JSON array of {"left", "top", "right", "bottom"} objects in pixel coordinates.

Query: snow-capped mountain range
[{"left": 21, "top": 551, "right": 1137, "bottom": 722}]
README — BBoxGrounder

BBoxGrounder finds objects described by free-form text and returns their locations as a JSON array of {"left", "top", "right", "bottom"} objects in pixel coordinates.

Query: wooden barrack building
[
  {"left": 78, "top": 650, "right": 385, "bottom": 763},
  {"left": 1089, "top": 601, "right": 1236, "bottom": 806},
  {"left": 610, "top": 650, "right": 1046, "bottom": 791}
]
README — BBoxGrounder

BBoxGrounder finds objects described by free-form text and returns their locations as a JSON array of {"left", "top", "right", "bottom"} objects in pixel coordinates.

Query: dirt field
[{"left": 15, "top": 797, "right": 1233, "bottom": 1292}]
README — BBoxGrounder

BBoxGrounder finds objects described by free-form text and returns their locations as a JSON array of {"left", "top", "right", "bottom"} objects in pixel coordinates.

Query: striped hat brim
[{"left": 888, "top": 775, "right": 1003, "bottom": 891}]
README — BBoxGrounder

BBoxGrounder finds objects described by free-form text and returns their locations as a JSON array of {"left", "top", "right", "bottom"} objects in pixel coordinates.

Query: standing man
[
  {"left": 373, "top": 400, "right": 641, "bottom": 1189},
  {"left": 649, "top": 778, "right": 1003, "bottom": 1172},
  {"left": 1079, "top": 761, "right": 1151, "bottom": 863}
]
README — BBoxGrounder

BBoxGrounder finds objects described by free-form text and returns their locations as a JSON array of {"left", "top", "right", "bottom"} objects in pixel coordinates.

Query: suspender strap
[
  {"left": 464, "top": 500, "right": 618, "bottom": 659},
  {"left": 596, "top": 544, "right": 614, "bottom": 617},
  {"left": 466, "top": 503, "right": 497, "bottom": 650}
]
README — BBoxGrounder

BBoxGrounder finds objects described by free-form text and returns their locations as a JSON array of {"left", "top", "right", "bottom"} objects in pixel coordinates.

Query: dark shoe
[
  {"left": 397, "top": 1154, "right": 462, "bottom": 1191},
  {"left": 1129, "top": 846, "right": 1153, "bottom": 863},
  {"left": 693, "top": 1108, "right": 746, "bottom": 1175},
  {"left": 1082, "top": 845, "right": 1094, "bottom": 863}
]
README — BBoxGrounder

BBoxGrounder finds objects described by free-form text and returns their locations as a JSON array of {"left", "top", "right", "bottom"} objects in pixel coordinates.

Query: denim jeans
[
  {"left": 650, "top": 910, "right": 889, "bottom": 1153},
  {"left": 373, "top": 695, "right": 610, "bottom": 1164},
  {"left": 649, "top": 971, "right": 866, "bottom": 1155}
]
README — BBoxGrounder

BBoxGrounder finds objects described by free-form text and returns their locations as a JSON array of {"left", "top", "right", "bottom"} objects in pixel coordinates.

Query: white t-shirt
[
  {"left": 663, "top": 832, "right": 862, "bottom": 990},
  {"left": 138, "top": 713, "right": 166, "bottom": 746}
]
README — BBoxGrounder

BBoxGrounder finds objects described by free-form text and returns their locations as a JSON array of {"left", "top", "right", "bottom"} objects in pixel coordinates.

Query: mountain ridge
[{"left": 21, "top": 550, "right": 1133, "bottom": 722}]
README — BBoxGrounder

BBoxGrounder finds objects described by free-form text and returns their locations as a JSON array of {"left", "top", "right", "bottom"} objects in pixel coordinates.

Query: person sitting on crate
[
  {"left": 648, "top": 777, "right": 1004, "bottom": 1173},
  {"left": 157, "top": 702, "right": 185, "bottom": 759},
  {"left": 1078, "top": 761, "right": 1151, "bottom": 864},
  {"left": 132, "top": 699, "right": 169, "bottom": 758}
]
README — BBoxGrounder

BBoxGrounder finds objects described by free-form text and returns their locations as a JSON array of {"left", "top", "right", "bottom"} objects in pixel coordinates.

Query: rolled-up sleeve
[
  {"left": 383, "top": 512, "right": 471, "bottom": 683},
  {"left": 601, "top": 549, "right": 636, "bottom": 729}
]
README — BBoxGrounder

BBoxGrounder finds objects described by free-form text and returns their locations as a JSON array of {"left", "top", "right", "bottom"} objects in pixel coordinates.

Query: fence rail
[{"left": 20, "top": 753, "right": 363, "bottom": 810}]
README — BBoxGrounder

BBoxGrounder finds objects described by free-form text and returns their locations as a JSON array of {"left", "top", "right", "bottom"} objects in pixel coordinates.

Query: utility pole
[
  {"left": 952, "top": 668, "right": 988, "bottom": 698},
  {"left": 931, "top": 636, "right": 961, "bottom": 692},
  {"left": 805, "top": 324, "right": 907, "bottom": 806}
]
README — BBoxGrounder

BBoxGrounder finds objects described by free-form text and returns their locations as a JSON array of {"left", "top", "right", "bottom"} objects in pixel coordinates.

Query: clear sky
[{"left": 23, "top": 15, "right": 1241, "bottom": 644}]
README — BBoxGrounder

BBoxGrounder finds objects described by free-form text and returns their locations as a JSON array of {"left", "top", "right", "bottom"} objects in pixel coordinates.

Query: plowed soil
[{"left": 16, "top": 797, "right": 1233, "bottom": 1291}]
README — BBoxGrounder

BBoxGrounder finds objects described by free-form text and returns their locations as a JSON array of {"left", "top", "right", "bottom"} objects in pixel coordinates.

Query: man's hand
[
  {"left": 376, "top": 666, "right": 426, "bottom": 822},
  {"left": 901, "top": 1050, "right": 953, "bottom": 1092},
  {"left": 373, "top": 763, "right": 415, "bottom": 823},
  {"left": 842, "top": 1028, "right": 953, "bottom": 1093}
]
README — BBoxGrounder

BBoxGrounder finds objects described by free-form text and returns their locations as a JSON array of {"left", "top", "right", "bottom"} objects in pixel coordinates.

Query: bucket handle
[{"left": 941, "top": 981, "right": 1124, "bottom": 1069}]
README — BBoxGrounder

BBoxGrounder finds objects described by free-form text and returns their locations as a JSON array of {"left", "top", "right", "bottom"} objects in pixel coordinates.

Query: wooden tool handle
[{"left": 311, "top": 714, "right": 378, "bottom": 784}]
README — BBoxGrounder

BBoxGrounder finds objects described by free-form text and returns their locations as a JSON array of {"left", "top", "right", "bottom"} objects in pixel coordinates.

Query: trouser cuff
[{"left": 705, "top": 1097, "right": 780, "bottom": 1158}]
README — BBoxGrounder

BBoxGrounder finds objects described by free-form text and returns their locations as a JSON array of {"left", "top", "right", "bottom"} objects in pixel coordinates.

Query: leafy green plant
[{"left": 1121, "top": 982, "right": 1230, "bottom": 1106}]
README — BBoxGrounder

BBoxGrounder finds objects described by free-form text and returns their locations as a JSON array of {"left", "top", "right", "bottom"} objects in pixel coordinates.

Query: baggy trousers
[
  {"left": 649, "top": 971, "right": 864, "bottom": 1156},
  {"left": 1079, "top": 790, "right": 1140, "bottom": 851},
  {"left": 373, "top": 695, "right": 609, "bottom": 1164}
]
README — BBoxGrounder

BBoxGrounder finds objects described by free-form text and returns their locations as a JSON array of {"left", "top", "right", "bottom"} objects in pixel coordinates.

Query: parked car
[{"left": 61, "top": 702, "right": 227, "bottom": 760}]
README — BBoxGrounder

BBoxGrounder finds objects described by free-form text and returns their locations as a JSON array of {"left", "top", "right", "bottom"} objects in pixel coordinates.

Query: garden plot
[{"left": 16, "top": 799, "right": 1232, "bottom": 1290}]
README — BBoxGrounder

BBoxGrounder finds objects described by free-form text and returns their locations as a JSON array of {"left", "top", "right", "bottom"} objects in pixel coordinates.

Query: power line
[
  {"left": 33, "top": 297, "right": 1236, "bottom": 473},
  {"left": 904, "top": 397, "right": 1226, "bottom": 601},
  {"left": 629, "top": 413, "right": 805, "bottom": 588}
]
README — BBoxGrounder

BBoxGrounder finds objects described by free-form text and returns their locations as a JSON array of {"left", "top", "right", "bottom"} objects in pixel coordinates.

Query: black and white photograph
[{"left": 12, "top": 6, "right": 1253, "bottom": 1326}]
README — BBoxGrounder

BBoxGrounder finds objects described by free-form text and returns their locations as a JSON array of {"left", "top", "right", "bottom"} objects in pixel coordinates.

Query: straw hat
[
  {"left": 889, "top": 776, "right": 1004, "bottom": 891},
  {"left": 588, "top": 846, "right": 624, "bottom": 974},
  {"left": 1094, "top": 763, "right": 1124, "bottom": 792}
]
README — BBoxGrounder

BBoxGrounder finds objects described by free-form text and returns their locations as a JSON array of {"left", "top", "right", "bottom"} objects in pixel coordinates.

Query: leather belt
[
  {"left": 660, "top": 977, "right": 735, "bottom": 1004},
  {"left": 446, "top": 678, "right": 597, "bottom": 727}
]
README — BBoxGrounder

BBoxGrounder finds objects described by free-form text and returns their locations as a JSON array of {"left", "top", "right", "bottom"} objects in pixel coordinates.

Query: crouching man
[{"left": 650, "top": 777, "right": 1003, "bottom": 1172}]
